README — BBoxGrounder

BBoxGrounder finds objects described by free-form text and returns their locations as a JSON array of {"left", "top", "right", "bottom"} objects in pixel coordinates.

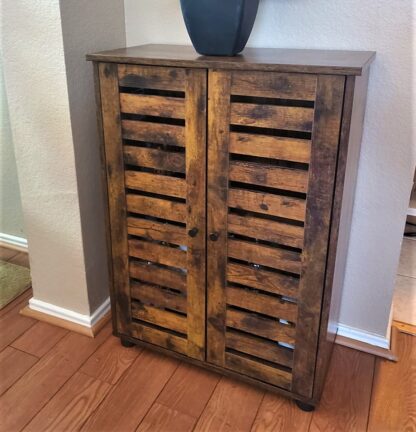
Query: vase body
[{"left": 180, "top": 0, "right": 260, "bottom": 56}]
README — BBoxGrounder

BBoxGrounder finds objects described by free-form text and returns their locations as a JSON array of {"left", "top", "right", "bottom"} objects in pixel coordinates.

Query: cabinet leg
[
  {"left": 120, "top": 336, "right": 135, "bottom": 348},
  {"left": 295, "top": 400, "right": 315, "bottom": 412}
]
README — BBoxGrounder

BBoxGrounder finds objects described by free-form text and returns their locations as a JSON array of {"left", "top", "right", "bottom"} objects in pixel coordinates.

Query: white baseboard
[
  {"left": 0, "top": 233, "right": 28, "bottom": 251},
  {"left": 408, "top": 207, "right": 416, "bottom": 217},
  {"left": 336, "top": 323, "right": 390, "bottom": 349},
  {"left": 28, "top": 297, "right": 111, "bottom": 329}
]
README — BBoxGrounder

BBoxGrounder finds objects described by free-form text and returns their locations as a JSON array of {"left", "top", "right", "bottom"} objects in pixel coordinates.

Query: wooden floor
[{"left": 0, "top": 247, "right": 415, "bottom": 432}]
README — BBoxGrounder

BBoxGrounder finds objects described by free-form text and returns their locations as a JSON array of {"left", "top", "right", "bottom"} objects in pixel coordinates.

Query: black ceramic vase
[{"left": 180, "top": 0, "right": 260, "bottom": 56}]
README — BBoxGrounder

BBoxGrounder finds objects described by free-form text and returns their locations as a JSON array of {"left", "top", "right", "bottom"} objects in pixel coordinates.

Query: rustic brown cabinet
[{"left": 88, "top": 45, "right": 374, "bottom": 409}]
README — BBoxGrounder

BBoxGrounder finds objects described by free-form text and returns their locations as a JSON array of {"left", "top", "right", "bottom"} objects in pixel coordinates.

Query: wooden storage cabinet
[{"left": 89, "top": 45, "right": 374, "bottom": 408}]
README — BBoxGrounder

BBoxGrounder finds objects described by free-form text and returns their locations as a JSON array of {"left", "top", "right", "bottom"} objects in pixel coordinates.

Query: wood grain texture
[
  {"left": 124, "top": 145, "right": 185, "bottom": 173},
  {"left": 87, "top": 44, "right": 376, "bottom": 76},
  {"left": 0, "top": 327, "right": 111, "bottom": 432},
  {"left": 0, "top": 246, "right": 19, "bottom": 261},
  {"left": 128, "top": 217, "right": 186, "bottom": 245},
  {"left": 368, "top": 331, "right": 416, "bottom": 432},
  {"left": 137, "top": 403, "right": 196, "bottom": 432},
  {"left": 252, "top": 392, "right": 313, "bottom": 431},
  {"left": 81, "top": 349, "right": 179, "bottom": 432},
  {"left": 229, "top": 132, "right": 311, "bottom": 164},
  {"left": 206, "top": 70, "right": 231, "bottom": 367},
  {"left": 194, "top": 377, "right": 264, "bottom": 432},
  {"left": 310, "top": 345, "right": 374, "bottom": 432},
  {"left": 231, "top": 70, "right": 318, "bottom": 101},
  {"left": 11, "top": 321, "right": 68, "bottom": 358},
  {"left": 99, "top": 63, "right": 131, "bottom": 336},
  {"left": 129, "top": 239, "right": 186, "bottom": 268},
  {"left": 184, "top": 68, "right": 207, "bottom": 360},
  {"left": 79, "top": 335, "right": 140, "bottom": 385},
  {"left": 23, "top": 372, "right": 111, "bottom": 432},
  {"left": 0, "top": 347, "right": 37, "bottom": 396},
  {"left": 120, "top": 93, "right": 185, "bottom": 118},
  {"left": 291, "top": 74, "right": 345, "bottom": 398},
  {"left": 127, "top": 194, "right": 186, "bottom": 223}
]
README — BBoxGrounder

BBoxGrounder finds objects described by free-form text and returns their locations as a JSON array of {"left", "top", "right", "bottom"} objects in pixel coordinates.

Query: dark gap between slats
[
  {"left": 226, "top": 304, "right": 296, "bottom": 327},
  {"left": 123, "top": 139, "right": 185, "bottom": 153},
  {"left": 225, "top": 347, "right": 293, "bottom": 373},
  {"left": 230, "top": 124, "right": 311, "bottom": 140},
  {"left": 129, "top": 257, "right": 188, "bottom": 275},
  {"left": 227, "top": 257, "right": 300, "bottom": 279},
  {"left": 230, "top": 154, "right": 309, "bottom": 171},
  {"left": 128, "top": 233, "right": 186, "bottom": 250},
  {"left": 228, "top": 207, "right": 304, "bottom": 228},
  {"left": 132, "top": 317, "right": 187, "bottom": 339},
  {"left": 228, "top": 232, "right": 302, "bottom": 253},
  {"left": 130, "top": 277, "right": 185, "bottom": 296},
  {"left": 121, "top": 113, "right": 185, "bottom": 126},
  {"left": 226, "top": 327, "right": 295, "bottom": 353},
  {"left": 229, "top": 181, "right": 307, "bottom": 200},
  {"left": 230, "top": 94, "right": 314, "bottom": 109},
  {"left": 226, "top": 281, "right": 297, "bottom": 304},
  {"left": 125, "top": 188, "right": 186, "bottom": 203},
  {"left": 124, "top": 164, "right": 186, "bottom": 179},
  {"left": 119, "top": 86, "right": 185, "bottom": 98},
  {"left": 128, "top": 212, "right": 186, "bottom": 228}
]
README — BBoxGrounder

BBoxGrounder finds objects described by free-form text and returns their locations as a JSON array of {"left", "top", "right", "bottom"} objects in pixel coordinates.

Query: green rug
[{"left": 0, "top": 260, "right": 31, "bottom": 309}]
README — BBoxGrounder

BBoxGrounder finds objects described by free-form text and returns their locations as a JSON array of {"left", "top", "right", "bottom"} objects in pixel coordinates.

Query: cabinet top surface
[{"left": 87, "top": 44, "right": 375, "bottom": 76}]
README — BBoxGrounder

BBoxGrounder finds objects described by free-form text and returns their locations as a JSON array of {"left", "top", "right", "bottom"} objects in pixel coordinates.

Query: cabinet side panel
[
  {"left": 98, "top": 62, "right": 131, "bottom": 335},
  {"left": 291, "top": 75, "right": 345, "bottom": 398},
  {"left": 313, "top": 71, "right": 370, "bottom": 402}
]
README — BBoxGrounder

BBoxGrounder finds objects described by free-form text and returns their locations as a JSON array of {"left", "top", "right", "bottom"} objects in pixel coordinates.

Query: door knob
[
  {"left": 209, "top": 232, "right": 219, "bottom": 241},
  {"left": 188, "top": 227, "right": 199, "bottom": 238}
]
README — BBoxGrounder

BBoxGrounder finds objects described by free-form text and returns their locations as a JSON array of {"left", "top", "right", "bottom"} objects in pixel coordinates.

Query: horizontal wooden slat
[
  {"left": 228, "top": 239, "right": 301, "bottom": 275},
  {"left": 229, "top": 132, "right": 311, "bottom": 164},
  {"left": 127, "top": 194, "right": 186, "bottom": 223},
  {"left": 124, "top": 146, "right": 185, "bottom": 173},
  {"left": 122, "top": 120, "right": 185, "bottom": 147},
  {"left": 228, "top": 213, "right": 304, "bottom": 249},
  {"left": 131, "top": 302, "right": 187, "bottom": 335},
  {"left": 225, "top": 352, "right": 292, "bottom": 390},
  {"left": 118, "top": 64, "right": 185, "bottom": 91},
  {"left": 131, "top": 282, "right": 187, "bottom": 314},
  {"left": 129, "top": 239, "right": 187, "bottom": 269},
  {"left": 130, "top": 321, "right": 187, "bottom": 355},
  {"left": 226, "top": 285, "right": 298, "bottom": 323},
  {"left": 229, "top": 161, "right": 309, "bottom": 193},
  {"left": 231, "top": 71, "right": 317, "bottom": 101},
  {"left": 127, "top": 217, "right": 186, "bottom": 245},
  {"left": 226, "top": 308, "right": 295, "bottom": 345},
  {"left": 226, "top": 330, "right": 293, "bottom": 369},
  {"left": 120, "top": 93, "right": 185, "bottom": 118},
  {"left": 130, "top": 260, "right": 187, "bottom": 293},
  {"left": 227, "top": 262, "right": 298, "bottom": 299},
  {"left": 228, "top": 188, "right": 306, "bottom": 222},
  {"left": 231, "top": 103, "right": 314, "bottom": 132},
  {"left": 125, "top": 171, "right": 187, "bottom": 198}
]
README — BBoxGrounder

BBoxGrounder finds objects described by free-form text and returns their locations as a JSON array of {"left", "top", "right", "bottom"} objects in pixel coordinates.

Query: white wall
[
  {"left": 124, "top": 0, "right": 415, "bottom": 339},
  {"left": 2, "top": 1, "right": 125, "bottom": 316}
]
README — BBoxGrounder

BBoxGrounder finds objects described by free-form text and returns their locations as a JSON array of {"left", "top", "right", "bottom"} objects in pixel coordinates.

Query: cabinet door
[
  {"left": 207, "top": 70, "right": 345, "bottom": 397},
  {"left": 98, "top": 63, "right": 207, "bottom": 360}
]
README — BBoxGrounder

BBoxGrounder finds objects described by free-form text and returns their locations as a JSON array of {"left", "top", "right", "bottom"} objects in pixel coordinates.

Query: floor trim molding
[
  {"left": 21, "top": 297, "right": 111, "bottom": 337},
  {"left": 0, "top": 233, "right": 28, "bottom": 252}
]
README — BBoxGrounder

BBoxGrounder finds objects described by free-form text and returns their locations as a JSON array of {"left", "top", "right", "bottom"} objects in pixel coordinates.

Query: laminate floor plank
[
  {"left": 0, "top": 325, "right": 112, "bottom": 432},
  {"left": 0, "top": 347, "right": 38, "bottom": 396},
  {"left": 11, "top": 321, "right": 68, "bottom": 358},
  {"left": 0, "top": 288, "right": 32, "bottom": 318},
  {"left": 367, "top": 331, "right": 416, "bottom": 432},
  {"left": 0, "top": 297, "right": 37, "bottom": 351},
  {"left": 309, "top": 345, "right": 375, "bottom": 432},
  {"left": 80, "top": 334, "right": 141, "bottom": 384},
  {"left": 81, "top": 349, "right": 179, "bottom": 432},
  {"left": 137, "top": 402, "right": 196, "bottom": 432},
  {"left": 251, "top": 392, "right": 312, "bottom": 432},
  {"left": 23, "top": 372, "right": 112, "bottom": 432},
  {"left": 8, "top": 252, "right": 30, "bottom": 268},
  {"left": 194, "top": 377, "right": 264, "bottom": 432},
  {"left": 0, "top": 246, "right": 19, "bottom": 262}
]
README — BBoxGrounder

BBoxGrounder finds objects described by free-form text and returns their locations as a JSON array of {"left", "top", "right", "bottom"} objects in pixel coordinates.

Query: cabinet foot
[
  {"left": 120, "top": 336, "right": 135, "bottom": 348},
  {"left": 295, "top": 400, "right": 315, "bottom": 412}
]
